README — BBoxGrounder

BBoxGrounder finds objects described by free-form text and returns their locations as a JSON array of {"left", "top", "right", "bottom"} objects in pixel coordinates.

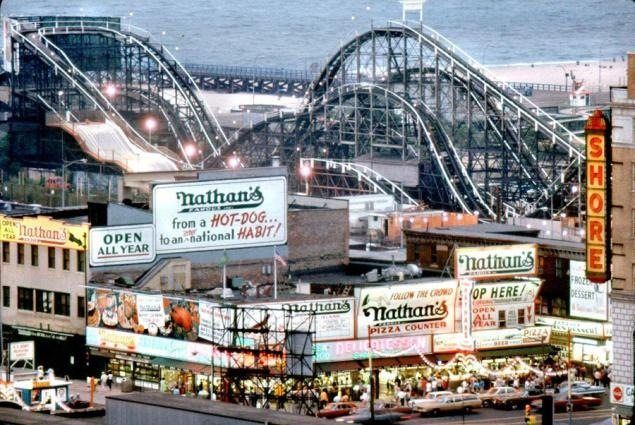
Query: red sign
[
  {"left": 584, "top": 110, "right": 610, "bottom": 283},
  {"left": 613, "top": 386, "right": 623, "bottom": 402}
]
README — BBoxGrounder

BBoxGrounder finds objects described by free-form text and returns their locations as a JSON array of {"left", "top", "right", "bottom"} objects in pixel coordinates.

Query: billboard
[
  {"left": 471, "top": 280, "right": 539, "bottom": 330},
  {"left": 434, "top": 326, "right": 551, "bottom": 353},
  {"left": 152, "top": 176, "right": 287, "bottom": 253},
  {"left": 0, "top": 215, "right": 88, "bottom": 250},
  {"left": 315, "top": 335, "right": 432, "bottom": 363},
  {"left": 455, "top": 244, "right": 537, "bottom": 280},
  {"left": 89, "top": 224, "right": 155, "bottom": 266},
  {"left": 357, "top": 280, "right": 457, "bottom": 338},
  {"left": 570, "top": 260, "right": 608, "bottom": 321},
  {"left": 585, "top": 110, "right": 611, "bottom": 283},
  {"left": 251, "top": 298, "right": 355, "bottom": 342},
  {"left": 536, "top": 316, "right": 608, "bottom": 338}
]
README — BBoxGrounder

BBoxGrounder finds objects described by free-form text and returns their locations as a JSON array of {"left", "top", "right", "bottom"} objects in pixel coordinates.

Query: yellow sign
[
  {"left": 32, "top": 380, "right": 51, "bottom": 389},
  {"left": 0, "top": 215, "right": 88, "bottom": 251},
  {"left": 584, "top": 110, "right": 610, "bottom": 283}
]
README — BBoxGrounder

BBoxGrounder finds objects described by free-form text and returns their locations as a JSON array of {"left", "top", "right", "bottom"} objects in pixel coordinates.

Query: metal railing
[{"left": 184, "top": 63, "right": 316, "bottom": 82}]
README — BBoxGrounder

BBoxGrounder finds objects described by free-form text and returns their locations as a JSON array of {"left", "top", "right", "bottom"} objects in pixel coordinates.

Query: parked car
[
  {"left": 375, "top": 400, "right": 413, "bottom": 415},
  {"left": 408, "top": 391, "right": 453, "bottom": 408},
  {"left": 492, "top": 391, "right": 542, "bottom": 410},
  {"left": 558, "top": 381, "right": 606, "bottom": 396},
  {"left": 335, "top": 407, "right": 404, "bottom": 424},
  {"left": 531, "top": 394, "right": 602, "bottom": 412},
  {"left": 413, "top": 393, "right": 482, "bottom": 415},
  {"left": 317, "top": 402, "right": 358, "bottom": 419},
  {"left": 479, "top": 386, "right": 519, "bottom": 408}
]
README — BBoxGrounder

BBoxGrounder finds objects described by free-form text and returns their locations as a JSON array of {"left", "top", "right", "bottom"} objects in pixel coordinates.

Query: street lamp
[
  {"left": 145, "top": 117, "right": 157, "bottom": 145},
  {"left": 299, "top": 163, "right": 311, "bottom": 195},
  {"left": 104, "top": 83, "right": 118, "bottom": 99},
  {"left": 62, "top": 158, "right": 87, "bottom": 207},
  {"left": 227, "top": 154, "right": 240, "bottom": 169}
]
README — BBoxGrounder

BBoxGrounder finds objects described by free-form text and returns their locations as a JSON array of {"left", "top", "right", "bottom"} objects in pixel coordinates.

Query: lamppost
[
  {"left": 145, "top": 117, "right": 157, "bottom": 146},
  {"left": 227, "top": 153, "right": 240, "bottom": 169},
  {"left": 62, "top": 158, "right": 87, "bottom": 207},
  {"left": 299, "top": 163, "right": 311, "bottom": 195}
]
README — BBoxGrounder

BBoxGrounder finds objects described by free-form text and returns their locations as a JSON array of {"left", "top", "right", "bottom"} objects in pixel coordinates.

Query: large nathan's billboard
[
  {"left": 152, "top": 176, "right": 287, "bottom": 253},
  {"left": 357, "top": 280, "right": 457, "bottom": 338}
]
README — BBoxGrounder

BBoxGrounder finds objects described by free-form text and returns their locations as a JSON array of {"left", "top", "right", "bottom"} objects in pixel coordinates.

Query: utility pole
[{"left": 367, "top": 325, "right": 375, "bottom": 422}]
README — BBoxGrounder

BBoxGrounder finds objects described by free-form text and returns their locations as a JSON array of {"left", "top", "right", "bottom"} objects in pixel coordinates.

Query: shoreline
[{"left": 487, "top": 59, "right": 628, "bottom": 91}]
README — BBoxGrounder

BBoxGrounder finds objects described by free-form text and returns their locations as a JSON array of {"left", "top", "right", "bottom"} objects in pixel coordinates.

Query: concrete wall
[
  {"left": 1, "top": 242, "right": 86, "bottom": 335},
  {"left": 610, "top": 53, "right": 635, "bottom": 418}
]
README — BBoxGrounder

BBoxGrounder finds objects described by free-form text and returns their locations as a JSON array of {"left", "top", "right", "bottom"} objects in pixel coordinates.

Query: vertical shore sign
[
  {"left": 585, "top": 110, "right": 611, "bottom": 283},
  {"left": 153, "top": 176, "right": 287, "bottom": 253},
  {"left": 455, "top": 244, "right": 537, "bottom": 280}
]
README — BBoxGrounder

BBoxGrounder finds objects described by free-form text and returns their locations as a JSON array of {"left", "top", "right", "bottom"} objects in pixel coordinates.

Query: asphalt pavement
[{"left": 399, "top": 397, "right": 611, "bottom": 425}]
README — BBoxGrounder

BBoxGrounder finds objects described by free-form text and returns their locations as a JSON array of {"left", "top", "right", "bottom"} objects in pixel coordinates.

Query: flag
[{"left": 274, "top": 247, "right": 287, "bottom": 267}]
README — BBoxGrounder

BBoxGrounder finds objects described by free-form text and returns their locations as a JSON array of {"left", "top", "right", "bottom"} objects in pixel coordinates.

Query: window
[
  {"left": 17, "top": 287, "right": 34, "bottom": 311},
  {"left": 498, "top": 310, "right": 506, "bottom": 328},
  {"left": 31, "top": 245, "right": 39, "bottom": 266},
  {"left": 2, "top": 242, "right": 9, "bottom": 263},
  {"left": 2, "top": 286, "right": 9, "bottom": 307},
  {"left": 35, "top": 289, "right": 53, "bottom": 313},
  {"left": 518, "top": 308, "right": 526, "bottom": 325},
  {"left": 62, "top": 249, "right": 70, "bottom": 271},
  {"left": 17, "top": 243, "right": 24, "bottom": 265},
  {"left": 48, "top": 247, "right": 56, "bottom": 269},
  {"left": 77, "top": 251, "right": 85, "bottom": 272},
  {"left": 77, "top": 296, "right": 85, "bottom": 318},
  {"left": 631, "top": 163, "right": 635, "bottom": 192},
  {"left": 54, "top": 292, "right": 70, "bottom": 316}
]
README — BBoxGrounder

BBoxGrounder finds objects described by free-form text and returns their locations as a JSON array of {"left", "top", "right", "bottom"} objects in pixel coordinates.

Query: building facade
[
  {"left": 610, "top": 53, "right": 635, "bottom": 424},
  {"left": 0, "top": 214, "right": 90, "bottom": 377}
]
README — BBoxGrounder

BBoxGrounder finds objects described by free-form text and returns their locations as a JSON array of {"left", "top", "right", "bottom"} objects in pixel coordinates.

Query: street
[{"left": 399, "top": 399, "right": 611, "bottom": 425}]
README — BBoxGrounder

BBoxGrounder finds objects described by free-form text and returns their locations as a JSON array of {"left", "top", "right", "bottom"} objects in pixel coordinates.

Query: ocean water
[{"left": 3, "top": 0, "right": 634, "bottom": 69}]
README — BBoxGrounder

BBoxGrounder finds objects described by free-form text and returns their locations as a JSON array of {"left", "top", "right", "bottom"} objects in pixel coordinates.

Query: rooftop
[{"left": 406, "top": 222, "right": 584, "bottom": 252}]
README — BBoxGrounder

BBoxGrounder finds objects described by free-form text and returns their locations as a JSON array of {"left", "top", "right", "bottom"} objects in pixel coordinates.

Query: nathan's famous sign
[
  {"left": 455, "top": 244, "right": 537, "bottom": 280},
  {"left": 357, "top": 280, "right": 457, "bottom": 338},
  {"left": 152, "top": 176, "right": 287, "bottom": 253},
  {"left": 585, "top": 110, "right": 611, "bottom": 284},
  {"left": 0, "top": 215, "right": 88, "bottom": 251}
]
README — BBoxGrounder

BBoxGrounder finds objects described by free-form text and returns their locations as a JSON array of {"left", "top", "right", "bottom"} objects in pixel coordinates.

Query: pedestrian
[
  {"left": 593, "top": 369, "right": 602, "bottom": 386},
  {"left": 100, "top": 371, "right": 107, "bottom": 388},
  {"left": 107, "top": 372, "right": 113, "bottom": 390},
  {"left": 319, "top": 388, "right": 329, "bottom": 409}
]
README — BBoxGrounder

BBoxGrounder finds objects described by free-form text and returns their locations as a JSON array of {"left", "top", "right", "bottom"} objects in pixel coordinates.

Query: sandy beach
[{"left": 487, "top": 58, "right": 629, "bottom": 92}]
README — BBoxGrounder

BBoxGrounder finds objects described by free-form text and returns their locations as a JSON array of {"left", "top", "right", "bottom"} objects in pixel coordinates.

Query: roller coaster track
[
  {"left": 8, "top": 17, "right": 227, "bottom": 170},
  {"left": 226, "top": 21, "right": 583, "bottom": 217}
]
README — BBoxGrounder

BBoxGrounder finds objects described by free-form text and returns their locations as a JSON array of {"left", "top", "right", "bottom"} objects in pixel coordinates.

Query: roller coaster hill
[{"left": 1, "top": 16, "right": 586, "bottom": 220}]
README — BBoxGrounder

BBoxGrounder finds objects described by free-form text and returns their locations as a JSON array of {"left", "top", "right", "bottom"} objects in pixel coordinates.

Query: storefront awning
[
  {"left": 476, "top": 344, "right": 558, "bottom": 359},
  {"left": 316, "top": 355, "right": 426, "bottom": 372},
  {"left": 151, "top": 357, "right": 212, "bottom": 375}
]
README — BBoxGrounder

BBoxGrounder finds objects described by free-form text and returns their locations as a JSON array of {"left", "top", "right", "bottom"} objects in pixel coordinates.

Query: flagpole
[{"left": 273, "top": 246, "right": 278, "bottom": 300}]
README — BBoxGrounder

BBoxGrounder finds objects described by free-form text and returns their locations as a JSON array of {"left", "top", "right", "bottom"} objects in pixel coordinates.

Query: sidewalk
[{"left": 68, "top": 379, "right": 124, "bottom": 406}]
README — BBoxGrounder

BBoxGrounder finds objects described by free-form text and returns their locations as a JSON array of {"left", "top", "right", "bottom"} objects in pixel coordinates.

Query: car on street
[
  {"left": 492, "top": 390, "right": 542, "bottom": 410},
  {"left": 335, "top": 407, "right": 404, "bottom": 424},
  {"left": 317, "top": 402, "right": 359, "bottom": 419},
  {"left": 531, "top": 393, "right": 602, "bottom": 412},
  {"left": 408, "top": 391, "right": 453, "bottom": 408},
  {"left": 557, "top": 381, "right": 606, "bottom": 396},
  {"left": 375, "top": 400, "right": 413, "bottom": 415},
  {"left": 479, "top": 386, "right": 519, "bottom": 408},
  {"left": 413, "top": 393, "right": 482, "bottom": 415}
]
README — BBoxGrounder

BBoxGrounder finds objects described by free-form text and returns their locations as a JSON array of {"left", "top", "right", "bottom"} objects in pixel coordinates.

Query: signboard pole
[
  {"left": 273, "top": 247, "right": 278, "bottom": 300},
  {"left": 367, "top": 325, "right": 375, "bottom": 422}
]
